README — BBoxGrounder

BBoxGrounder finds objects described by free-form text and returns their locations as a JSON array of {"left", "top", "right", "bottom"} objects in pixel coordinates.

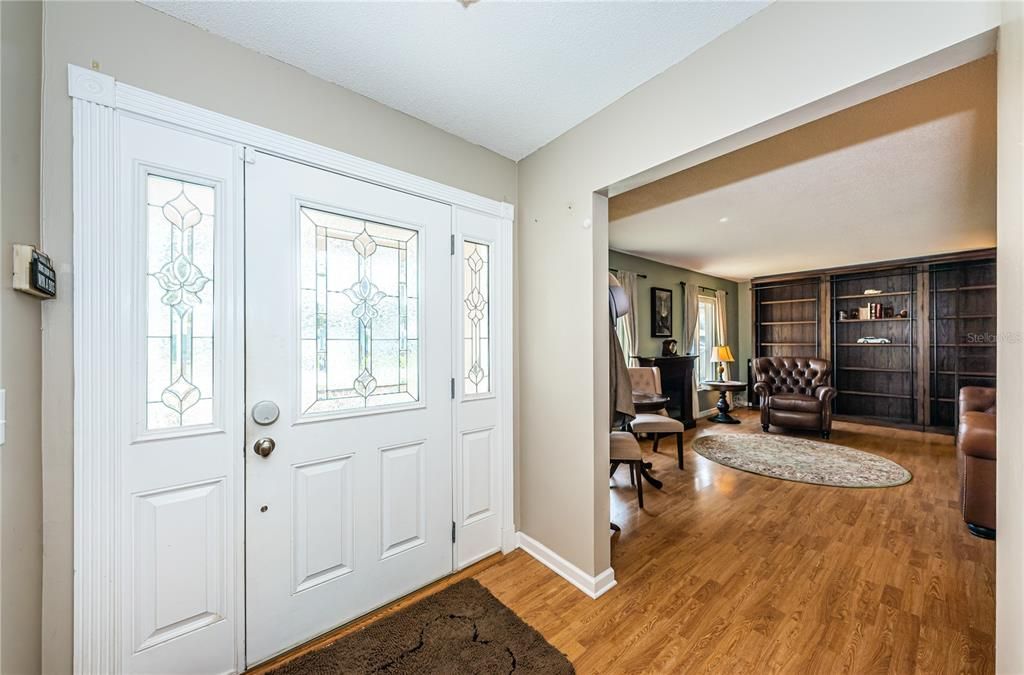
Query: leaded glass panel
[
  {"left": 300, "top": 207, "right": 419, "bottom": 414},
  {"left": 146, "top": 175, "right": 215, "bottom": 430},
  {"left": 463, "top": 241, "right": 490, "bottom": 395}
]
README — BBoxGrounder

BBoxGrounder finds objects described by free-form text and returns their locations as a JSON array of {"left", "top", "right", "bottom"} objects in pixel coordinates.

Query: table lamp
[{"left": 711, "top": 345, "right": 735, "bottom": 381}]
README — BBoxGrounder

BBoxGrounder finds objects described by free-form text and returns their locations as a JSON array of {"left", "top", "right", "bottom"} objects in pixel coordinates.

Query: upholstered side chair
[
  {"left": 610, "top": 431, "right": 645, "bottom": 508},
  {"left": 627, "top": 366, "right": 685, "bottom": 469},
  {"left": 753, "top": 356, "right": 838, "bottom": 439}
]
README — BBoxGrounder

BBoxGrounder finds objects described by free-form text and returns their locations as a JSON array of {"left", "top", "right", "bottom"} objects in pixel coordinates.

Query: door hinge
[
  {"left": 450, "top": 234, "right": 455, "bottom": 255},
  {"left": 452, "top": 521, "right": 456, "bottom": 544},
  {"left": 451, "top": 378, "right": 456, "bottom": 400}
]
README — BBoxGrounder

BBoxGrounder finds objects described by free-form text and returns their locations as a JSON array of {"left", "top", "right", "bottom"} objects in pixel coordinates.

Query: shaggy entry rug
[
  {"left": 692, "top": 434, "right": 912, "bottom": 488},
  {"left": 267, "top": 579, "right": 574, "bottom": 674}
]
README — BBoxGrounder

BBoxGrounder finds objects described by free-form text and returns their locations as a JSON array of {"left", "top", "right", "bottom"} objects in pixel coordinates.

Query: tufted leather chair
[
  {"left": 957, "top": 386, "right": 996, "bottom": 539},
  {"left": 753, "top": 357, "right": 838, "bottom": 438}
]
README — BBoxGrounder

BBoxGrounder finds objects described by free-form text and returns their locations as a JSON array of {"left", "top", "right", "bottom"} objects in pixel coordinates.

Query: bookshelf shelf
[
  {"left": 834, "top": 291, "right": 912, "bottom": 300},
  {"left": 759, "top": 297, "right": 817, "bottom": 305},
  {"left": 837, "top": 318, "right": 911, "bottom": 323}
]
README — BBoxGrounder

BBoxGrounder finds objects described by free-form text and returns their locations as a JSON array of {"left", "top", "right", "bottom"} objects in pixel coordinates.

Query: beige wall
[
  {"left": 39, "top": 2, "right": 516, "bottom": 672},
  {"left": 516, "top": 1, "right": 1001, "bottom": 580},
  {"left": 997, "top": 2, "right": 1024, "bottom": 672},
  {"left": 737, "top": 280, "right": 752, "bottom": 399},
  {"left": 1, "top": 3, "right": 43, "bottom": 674}
]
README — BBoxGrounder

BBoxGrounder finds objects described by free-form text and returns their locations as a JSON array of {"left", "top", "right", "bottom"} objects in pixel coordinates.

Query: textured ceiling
[
  {"left": 142, "top": 0, "right": 769, "bottom": 160},
  {"left": 609, "top": 56, "right": 997, "bottom": 281}
]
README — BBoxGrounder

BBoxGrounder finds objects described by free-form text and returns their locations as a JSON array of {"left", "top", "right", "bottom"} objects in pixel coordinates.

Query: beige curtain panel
[{"left": 714, "top": 289, "right": 732, "bottom": 404}]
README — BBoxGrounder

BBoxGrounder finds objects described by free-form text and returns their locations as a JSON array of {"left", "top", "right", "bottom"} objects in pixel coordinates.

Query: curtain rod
[
  {"left": 681, "top": 281, "right": 728, "bottom": 295},
  {"left": 608, "top": 267, "right": 648, "bottom": 279}
]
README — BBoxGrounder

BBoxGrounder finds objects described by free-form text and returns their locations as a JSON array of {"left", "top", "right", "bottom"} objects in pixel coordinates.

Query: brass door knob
[{"left": 253, "top": 437, "right": 276, "bottom": 457}]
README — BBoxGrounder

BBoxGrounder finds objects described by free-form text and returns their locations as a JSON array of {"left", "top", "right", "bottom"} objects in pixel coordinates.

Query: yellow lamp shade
[{"left": 711, "top": 345, "right": 735, "bottom": 363}]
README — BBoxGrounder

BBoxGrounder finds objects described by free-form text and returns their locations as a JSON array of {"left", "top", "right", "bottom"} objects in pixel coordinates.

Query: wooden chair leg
[
  {"left": 610, "top": 461, "right": 620, "bottom": 478},
  {"left": 652, "top": 433, "right": 661, "bottom": 453},
  {"left": 676, "top": 432, "right": 684, "bottom": 470},
  {"left": 629, "top": 462, "right": 636, "bottom": 486},
  {"left": 634, "top": 461, "right": 644, "bottom": 509}
]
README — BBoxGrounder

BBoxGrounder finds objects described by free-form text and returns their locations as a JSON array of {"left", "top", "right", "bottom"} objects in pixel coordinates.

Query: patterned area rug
[
  {"left": 692, "top": 434, "right": 911, "bottom": 488},
  {"left": 267, "top": 579, "right": 574, "bottom": 674}
]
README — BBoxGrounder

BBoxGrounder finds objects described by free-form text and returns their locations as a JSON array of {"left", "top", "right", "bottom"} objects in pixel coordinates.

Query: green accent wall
[{"left": 608, "top": 251, "right": 742, "bottom": 411}]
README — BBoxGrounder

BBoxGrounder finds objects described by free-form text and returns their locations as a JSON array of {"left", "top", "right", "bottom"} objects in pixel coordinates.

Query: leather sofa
[
  {"left": 957, "top": 386, "right": 996, "bottom": 539},
  {"left": 753, "top": 357, "right": 838, "bottom": 439}
]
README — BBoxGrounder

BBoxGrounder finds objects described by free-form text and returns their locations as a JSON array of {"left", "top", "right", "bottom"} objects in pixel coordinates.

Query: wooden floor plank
[{"left": 249, "top": 409, "right": 994, "bottom": 674}]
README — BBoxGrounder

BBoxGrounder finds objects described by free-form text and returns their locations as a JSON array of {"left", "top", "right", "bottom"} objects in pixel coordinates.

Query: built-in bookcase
[
  {"left": 750, "top": 249, "right": 995, "bottom": 433},
  {"left": 831, "top": 268, "right": 917, "bottom": 425},
  {"left": 754, "top": 279, "right": 820, "bottom": 358},
  {"left": 929, "top": 260, "right": 997, "bottom": 428}
]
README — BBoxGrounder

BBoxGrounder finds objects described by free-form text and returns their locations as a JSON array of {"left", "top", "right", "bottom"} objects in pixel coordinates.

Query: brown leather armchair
[
  {"left": 753, "top": 357, "right": 838, "bottom": 439},
  {"left": 957, "top": 386, "right": 996, "bottom": 539}
]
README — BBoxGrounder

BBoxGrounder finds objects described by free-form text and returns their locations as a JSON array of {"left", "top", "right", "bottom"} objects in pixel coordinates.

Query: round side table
[{"left": 701, "top": 380, "right": 746, "bottom": 424}]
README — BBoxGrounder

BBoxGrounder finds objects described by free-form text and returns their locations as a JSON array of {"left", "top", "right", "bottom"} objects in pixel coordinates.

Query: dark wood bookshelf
[
  {"left": 929, "top": 259, "right": 997, "bottom": 430},
  {"left": 831, "top": 267, "right": 917, "bottom": 425},
  {"left": 749, "top": 249, "right": 996, "bottom": 431},
  {"left": 750, "top": 278, "right": 822, "bottom": 406}
]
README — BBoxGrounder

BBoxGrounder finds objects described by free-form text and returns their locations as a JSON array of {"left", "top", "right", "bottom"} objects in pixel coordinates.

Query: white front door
[{"left": 244, "top": 153, "right": 454, "bottom": 665}]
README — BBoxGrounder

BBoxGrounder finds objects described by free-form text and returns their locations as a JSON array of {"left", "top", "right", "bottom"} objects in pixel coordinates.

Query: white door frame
[{"left": 68, "top": 63, "right": 515, "bottom": 674}]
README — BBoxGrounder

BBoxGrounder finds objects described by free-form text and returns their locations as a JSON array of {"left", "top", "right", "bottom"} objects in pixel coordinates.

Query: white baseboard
[{"left": 516, "top": 532, "right": 617, "bottom": 599}]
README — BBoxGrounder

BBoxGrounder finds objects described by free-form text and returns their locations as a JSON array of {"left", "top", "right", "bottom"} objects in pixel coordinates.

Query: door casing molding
[{"left": 68, "top": 63, "right": 515, "bottom": 674}]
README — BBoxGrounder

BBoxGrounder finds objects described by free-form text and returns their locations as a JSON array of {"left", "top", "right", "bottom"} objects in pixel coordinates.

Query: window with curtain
[{"left": 696, "top": 295, "right": 717, "bottom": 383}]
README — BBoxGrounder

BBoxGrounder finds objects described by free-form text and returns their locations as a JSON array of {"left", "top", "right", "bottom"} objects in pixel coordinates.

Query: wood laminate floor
[{"left": 251, "top": 409, "right": 995, "bottom": 674}]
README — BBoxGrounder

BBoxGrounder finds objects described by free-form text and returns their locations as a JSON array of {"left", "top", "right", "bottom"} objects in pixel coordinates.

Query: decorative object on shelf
[
  {"left": 838, "top": 310, "right": 848, "bottom": 321},
  {"left": 711, "top": 345, "right": 735, "bottom": 382},
  {"left": 883, "top": 305, "right": 895, "bottom": 318},
  {"left": 863, "top": 289, "right": 883, "bottom": 295},
  {"left": 859, "top": 305, "right": 871, "bottom": 320},
  {"left": 650, "top": 287, "right": 673, "bottom": 337},
  {"left": 899, "top": 309, "right": 909, "bottom": 318},
  {"left": 692, "top": 434, "right": 912, "bottom": 488},
  {"left": 857, "top": 336, "right": 892, "bottom": 344},
  {"left": 661, "top": 339, "right": 678, "bottom": 356},
  {"left": 849, "top": 309, "right": 859, "bottom": 319}
]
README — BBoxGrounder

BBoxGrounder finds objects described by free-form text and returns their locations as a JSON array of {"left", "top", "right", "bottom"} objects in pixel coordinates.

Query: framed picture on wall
[{"left": 650, "top": 287, "right": 673, "bottom": 337}]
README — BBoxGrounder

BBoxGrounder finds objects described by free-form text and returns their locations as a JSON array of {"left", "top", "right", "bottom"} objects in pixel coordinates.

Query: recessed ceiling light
[{"left": 719, "top": 216, "right": 729, "bottom": 223}]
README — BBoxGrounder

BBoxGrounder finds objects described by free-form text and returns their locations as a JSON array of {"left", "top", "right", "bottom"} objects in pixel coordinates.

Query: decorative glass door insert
[
  {"left": 146, "top": 174, "right": 216, "bottom": 430},
  {"left": 463, "top": 241, "right": 490, "bottom": 395},
  {"left": 299, "top": 207, "right": 419, "bottom": 414}
]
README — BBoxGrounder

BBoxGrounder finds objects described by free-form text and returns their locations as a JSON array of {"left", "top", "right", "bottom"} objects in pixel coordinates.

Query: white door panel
[
  {"left": 244, "top": 153, "right": 454, "bottom": 665},
  {"left": 453, "top": 207, "right": 504, "bottom": 568},
  {"left": 117, "top": 115, "right": 244, "bottom": 675}
]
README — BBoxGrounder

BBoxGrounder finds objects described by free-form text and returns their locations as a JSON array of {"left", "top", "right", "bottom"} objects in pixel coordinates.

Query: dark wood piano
[{"left": 634, "top": 354, "right": 697, "bottom": 429}]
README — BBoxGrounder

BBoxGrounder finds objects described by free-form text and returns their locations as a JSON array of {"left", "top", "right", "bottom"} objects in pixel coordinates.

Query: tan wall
[
  {"left": 39, "top": 3, "right": 516, "bottom": 672},
  {"left": 737, "top": 281, "right": 752, "bottom": 398},
  {"left": 516, "top": 1, "right": 1001, "bottom": 579},
  {"left": 996, "top": 2, "right": 1024, "bottom": 672},
  {"left": 1, "top": 2, "right": 43, "bottom": 674}
]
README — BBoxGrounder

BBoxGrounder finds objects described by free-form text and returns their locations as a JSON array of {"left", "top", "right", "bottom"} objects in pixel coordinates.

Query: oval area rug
[{"left": 692, "top": 434, "right": 911, "bottom": 488}]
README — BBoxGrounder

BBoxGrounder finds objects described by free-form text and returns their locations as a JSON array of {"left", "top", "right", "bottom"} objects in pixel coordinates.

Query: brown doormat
[{"left": 267, "top": 579, "right": 574, "bottom": 674}]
